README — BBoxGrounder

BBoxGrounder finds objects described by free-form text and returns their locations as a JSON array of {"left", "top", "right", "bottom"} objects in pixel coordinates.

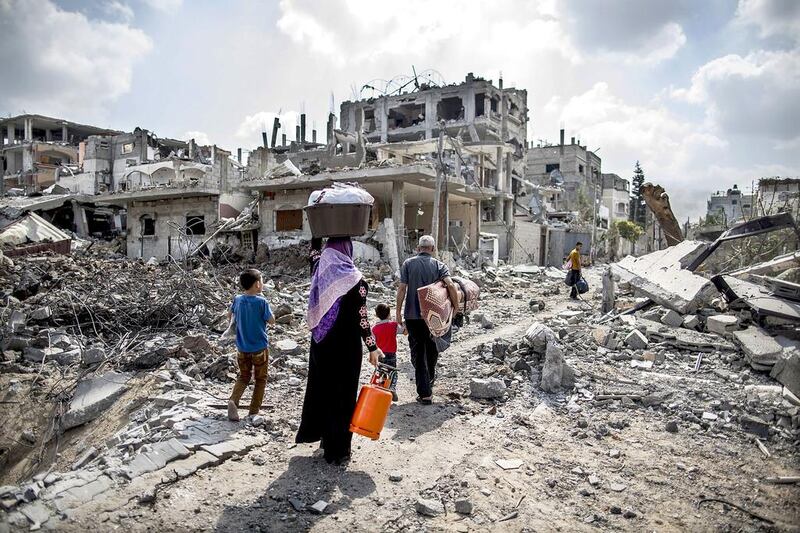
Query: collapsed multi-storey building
[{"left": 240, "top": 73, "right": 529, "bottom": 265}]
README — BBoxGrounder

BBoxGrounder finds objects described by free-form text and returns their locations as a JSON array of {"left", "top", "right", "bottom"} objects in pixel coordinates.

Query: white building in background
[
  {"left": 601, "top": 173, "right": 630, "bottom": 223},
  {"left": 706, "top": 184, "right": 753, "bottom": 226}
]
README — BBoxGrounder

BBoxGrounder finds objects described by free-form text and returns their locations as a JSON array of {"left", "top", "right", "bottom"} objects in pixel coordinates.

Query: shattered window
[
  {"left": 186, "top": 215, "right": 205, "bottom": 236},
  {"left": 141, "top": 215, "right": 155, "bottom": 236}
]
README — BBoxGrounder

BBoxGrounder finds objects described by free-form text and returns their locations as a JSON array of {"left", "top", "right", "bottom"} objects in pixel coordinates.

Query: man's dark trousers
[{"left": 406, "top": 319, "right": 438, "bottom": 398}]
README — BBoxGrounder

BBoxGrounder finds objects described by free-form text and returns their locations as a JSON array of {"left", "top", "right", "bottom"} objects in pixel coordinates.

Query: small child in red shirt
[{"left": 372, "top": 303, "right": 404, "bottom": 402}]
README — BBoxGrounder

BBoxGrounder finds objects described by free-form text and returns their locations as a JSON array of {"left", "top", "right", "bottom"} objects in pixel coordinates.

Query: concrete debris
[
  {"left": 660, "top": 309, "right": 684, "bottom": 328},
  {"left": 732, "top": 327, "right": 784, "bottom": 369},
  {"left": 60, "top": 371, "right": 131, "bottom": 432},
  {"left": 706, "top": 315, "right": 739, "bottom": 335},
  {"left": 771, "top": 352, "right": 800, "bottom": 398},
  {"left": 611, "top": 241, "right": 718, "bottom": 314},
  {"left": 540, "top": 343, "right": 575, "bottom": 393},
  {"left": 624, "top": 330, "right": 648, "bottom": 350},
  {"left": 415, "top": 498, "right": 444, "bottom": 517},
  {"left": 682, "top": 314, "right": 700, "bottom": 330},
  {"left": 469, "top": 378, "right": 507, "bottom": 399}
]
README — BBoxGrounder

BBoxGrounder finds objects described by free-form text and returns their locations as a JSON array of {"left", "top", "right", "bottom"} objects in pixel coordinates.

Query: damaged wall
[{"left": 126, "top": 196, "right": 218, "bottom": 260}]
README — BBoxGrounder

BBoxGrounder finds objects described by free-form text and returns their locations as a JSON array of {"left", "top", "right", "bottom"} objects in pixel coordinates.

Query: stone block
[
  {"left": 52, "top": 349, "right": 81, "bottom": 366},
  {"left": 60, "top": 372, "right": 131, "bottom": 432},
  {"left": 682, "top": 314, "right": 700, "bottom": 329},
  {"left": 415, "top": 498, "right": 444, "bottom": 517},
  {"left": 732, "top": 327, "right": 783, "bottom": 367},
  {"left": 591, "top": 327, "right": 611, "bottom": 347},
  {"left": 540, "top": 343, "right": 575, "bottom": 393},
  {"left": 23, "top": 346, "right": 63, "bottom": 364},
  {"left": 660, "top": 310, "right": 683, "bottom": 328},
  {"left": 706, "top": 315, "right": 739, "bottom": 335},
  {"left": 273, "top": 339, "right": 301, "bottom": 356},
  {"left": 624, "top": 330, "right": 649, "bottom": 350},
  {"left": 469, "top": 378, "right": 506, "bottom": 399},
  {"left": 740, "top": 414, "right": 770, "bottom": 438}
]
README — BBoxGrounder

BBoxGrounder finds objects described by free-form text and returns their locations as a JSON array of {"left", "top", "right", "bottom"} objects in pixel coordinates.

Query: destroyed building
[
  {"left": 757, "top": 177, "right": 800, "bottom": 218},
  {"left": 1, "top": 115, "right": 119, "bottom": 194},
  {"left": 241, "top": 73, "right": 528, "bottom": 266},
  {"left": 706, "top": 184, "right": 754, "bottom": 226}
]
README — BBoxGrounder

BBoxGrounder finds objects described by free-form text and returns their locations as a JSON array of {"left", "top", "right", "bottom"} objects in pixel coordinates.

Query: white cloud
[
  {"left": 0, "top": 0, "right": 152, "bottom": 118},
  {"left": 673, "top": 49, "right": 800, "bottom": 145},
  {"left": 141, "top": 0, "right": 183, "bottom": 13},
  {"left": 735, "top": 0, "right": 800, "bottom": 41},
  {"left": 104, "top": 0, "right": 134, "bottom": 22},
  {"left": 236, "top": 111, "right": 302, "bottom": 146},
  {"left": 550, "top": 82, "right": 728, "bottom": 217},
  {"left": 182, "top": 131, "right": 211, "bottom": 145}
]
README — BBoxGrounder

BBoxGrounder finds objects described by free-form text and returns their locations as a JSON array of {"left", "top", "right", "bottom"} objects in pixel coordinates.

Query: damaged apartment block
[{"left": 242, "top": 73, "right": 529, "bottom": 267}]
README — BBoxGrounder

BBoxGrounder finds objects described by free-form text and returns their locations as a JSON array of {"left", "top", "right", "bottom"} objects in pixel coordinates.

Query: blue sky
[{"left": 1, "top": 0, "right": 798, "bottom": 219}]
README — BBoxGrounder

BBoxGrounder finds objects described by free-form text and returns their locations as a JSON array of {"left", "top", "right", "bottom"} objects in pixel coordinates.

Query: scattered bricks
[
  {"left": 624, "top": 330, "right": 649, "bottom": 350},
  {"left": 82, "top": 347, "right": 107, "bottom": 366},
  {"left": 660, "top": 310, "right": 683, "bottom": 328},
  {"left": 169, "top": 450, "right": 220, "bottom": 478},
  {"left": 71, "top": 447, "right": 98, "bottom": 470},
  {"left": 682, "top": 314, "right": 700, "bottom": 330},
  {"left": 415, "top": 498, "right": 444, "bottom": 517},
  {"left": 706, "top": 315, "right": 739, "bottom": 336},
  {"left": 740, "top": 414, "right": 770, "bottom": 438},
  {"left": 469, "top": 378, "right": 506, "bottom": 399}
]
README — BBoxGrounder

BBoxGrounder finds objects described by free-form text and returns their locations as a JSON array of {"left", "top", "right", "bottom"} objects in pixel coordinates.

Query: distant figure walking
[
  {"left": 565, "top": 241, "right": 583, "bottom": 300},
  {"left": 296, "top": 237, "right": 382, "bottom": 465},
  {"left": 396, "top": 235, "right": 459, "bottom": 405}
]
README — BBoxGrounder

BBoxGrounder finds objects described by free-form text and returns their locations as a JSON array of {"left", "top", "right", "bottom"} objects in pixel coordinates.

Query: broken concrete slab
[
  {"left": 60, "top": 371, "right": 131, "bottom": 432},
  {"left": 19, "top": 501, "right": 50, "bottom": 528},
  {"left": 771, "top": 352, "right": 800, "bottom": 398},
  {"left": 682, "top": 314, "right": 700, "bottom": 330},
  {"left": 706, "top": 315, "right": 739, "bottom": 335},
  {"left": 732, "top": 327, "right": 783, "bottom": 368},
  {"left": 168, "top": 450, "right": 220, "bottom": 478},
  {"left": 201, "top": 436, "right": 263, "bottom": 461},
  {"left": 637, "top": 318, "right": 733, "bottom": 352},
  {"left": 611, "top": 241, "right": 718, "bottom": 314},
  {"left": 53, "top": 475, "right": 113, "bottom": 511},
  {"left": 540, "top": 343, "right": 575, "bottom": 393},
  {"left": 145, "top": 438, "right": 191, "bottom": 469},
  {"left": 122, "top": 453, "right": 160, "bottom": 480},
  {"left": 660, "top": 310, "right": 683, "bottom": 328},
  {"left": 713, "top": 275, "right": 800, "bottom": 323}
]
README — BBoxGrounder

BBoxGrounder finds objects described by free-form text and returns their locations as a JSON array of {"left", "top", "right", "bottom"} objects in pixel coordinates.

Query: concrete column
[
  {"left": 45, "top": 129, "right": 52, "bottom": 142},
  {"left": 6, "top": 124, "right": 13, "bottom": 145},
  {"left": 472, "top": 200, "right": 481, "bottom": 248},
  {"left": 71, "top": 200, "right": 89, "bottom": 237},
  {"left": 506, "top": 153, "right": 513, "bottom": 193},
  {"left": 380, "top": 100, "right": 388, "bottom": 143},
  {"left": 24, "top": 118, "right": 32, "bottom": 141},
  {"left": 494, "top": 196, "right": 504, "bottom": 222},
  {"left": 61, "top": 124, "right": 68, "bottom": 142},
  {"left": 495, "top": 147, "right": 504, "bottom": 191},
  {"left": 504, "top": 199, "right": 514, "bottom": 226},
  {"left": 425, "top": 95, "right": 435, "bottom": 140},
  {"left": 464, "top": 86, "right": 475, "bottom": 122},
  {"left": 391, "top": 180, "right": 405, "bottom": 230}
]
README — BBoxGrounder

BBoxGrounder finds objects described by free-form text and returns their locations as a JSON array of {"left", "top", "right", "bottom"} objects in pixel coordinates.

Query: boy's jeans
[
  {"left": 230, "top": 348, "right": 269, "bottom": 415},
  {"left": 379, "top": 352, "right": 398, "bottom": 392}
]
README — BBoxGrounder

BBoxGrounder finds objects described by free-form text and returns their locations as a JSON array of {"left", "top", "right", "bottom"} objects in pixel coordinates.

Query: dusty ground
[{"left": 52, "top": 270, "right": 800, "bottom": 533}]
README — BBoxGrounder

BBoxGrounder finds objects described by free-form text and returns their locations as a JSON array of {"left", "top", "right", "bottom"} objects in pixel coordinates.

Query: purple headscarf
[{"left": 307, "top": 237, "right": 362, "bottom": 343}]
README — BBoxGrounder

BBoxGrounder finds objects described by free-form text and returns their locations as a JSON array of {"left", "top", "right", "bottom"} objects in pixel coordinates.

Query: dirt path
[{"left": 63, "top": 278, "right": 800, "bottom": 532}]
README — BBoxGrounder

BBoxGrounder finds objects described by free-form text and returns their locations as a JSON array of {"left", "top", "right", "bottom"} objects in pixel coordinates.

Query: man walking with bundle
[{"left": 396, "top": 235, "right": 459, "bottom": 405}]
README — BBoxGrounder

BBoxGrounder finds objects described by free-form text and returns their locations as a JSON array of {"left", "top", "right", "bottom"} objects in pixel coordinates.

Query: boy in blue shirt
[{"left": 228, "top": 269, "right": 275, "bottom": 422}]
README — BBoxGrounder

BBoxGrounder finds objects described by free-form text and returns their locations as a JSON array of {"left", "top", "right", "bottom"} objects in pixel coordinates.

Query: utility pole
[
  {"left": 591, "top": 169, "right": 599, "bottom": 263},
  {"left": 431, "top": 122, "right": 446, "bottom": 247}
]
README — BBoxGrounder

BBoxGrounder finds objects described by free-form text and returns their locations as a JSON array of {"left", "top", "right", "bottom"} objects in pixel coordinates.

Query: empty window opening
[
  {"left": 276, "top": 209, "right": 303, "bottom": 231},
  {"left": 122, "top": 142, "right": 135, "bottom": 155},
  {"left": 579, "top": 164, "right": 584, "bottom": 174},
  {"left": 475, "top": 93, "right": 485, "bottom": 117},
  {"left": 545, "top": 163, "right": 560, "bottom": 174},
  {"left": 387, "top": 103, "right": 425, "bottom": 129},
  {"left": 186, "top": 215, "right": 205, "bottom": 236},
  {"left": 141, "top": 215, "right": 155, "bottom": 236},
  {"left": 490, "top": 95, "right": 500, "bottom": 113},
  {"left": 437, "top": 96, "right": 463, "bottom": 121},
  {"left": 241, "top": 231, "right": 254, "bottom": 250},
  {"left": 363, "top": 108, "right": 376, "bottom": 133}
]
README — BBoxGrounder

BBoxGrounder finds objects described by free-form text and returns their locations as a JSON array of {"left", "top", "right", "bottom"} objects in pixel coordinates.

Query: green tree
[
  {"left": 616, "top": 219, "right": 644, "bottom": 255},
  {"left": 629, "top": 161, "right": 646, "bottom": 227}
]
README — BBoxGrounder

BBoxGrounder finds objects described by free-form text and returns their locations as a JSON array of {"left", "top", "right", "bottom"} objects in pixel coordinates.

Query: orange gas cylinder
[{"left": 350, "top": 365, "right": 394, "bottom": 440}]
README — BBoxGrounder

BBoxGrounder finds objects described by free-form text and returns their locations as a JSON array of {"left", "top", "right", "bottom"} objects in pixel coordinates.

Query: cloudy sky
[{"left": 1, "top": 0, "right": 798, "bottom": 219}]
